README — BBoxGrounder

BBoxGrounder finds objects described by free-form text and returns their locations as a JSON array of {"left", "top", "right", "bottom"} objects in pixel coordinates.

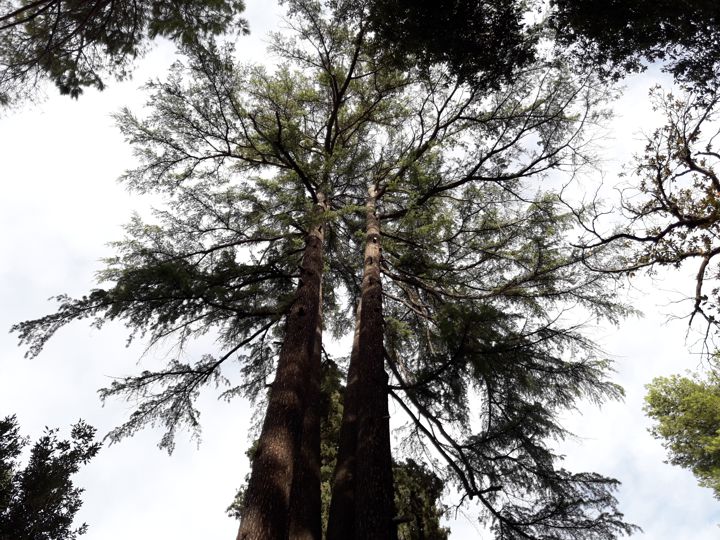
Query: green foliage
[
  {"left": 383, "top": 185, "right": 636, "bottom": 538},
  {"left": 645, "top": 366, "right": 720, "bottom": 498},
  {"left": 319, "top": 360, "right": 344, "bottom": 531},
  {"left": 366, "top": 0, "right": 536, "bottom": 86},
  {"left": 0, "top": 416, "right": 100, "bottom": 540},
  {"left": 394, "top": 459, "right": 449, "bottom": 540},
  {"left": 13, "top": 1, "right": 636, "bottom": 536},
  {"left": 551, "top": 0, "right": 720, "bottom": 91},
  {"left": 0, "top": 0, "right": 248, "bottom": 104}
]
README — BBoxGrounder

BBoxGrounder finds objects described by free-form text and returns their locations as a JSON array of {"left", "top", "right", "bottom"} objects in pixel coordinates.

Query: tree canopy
[
  {"left": 0, "top": 0, "right": 248, "bottom": 104},
  {"left": 362, "top": 0, "right": 720, "bottom": 92},
  {"left": 551, "top": 0, "right": 720, "bottom": 92},
  {"left": 0, "top": 416, "right": 100, "bottom": 540},
  {"left": 645, "top": 365, "right": 720, "bottom": 499},
  {"left": 366, "top": 0, "right": 536, "bottom": 86}
]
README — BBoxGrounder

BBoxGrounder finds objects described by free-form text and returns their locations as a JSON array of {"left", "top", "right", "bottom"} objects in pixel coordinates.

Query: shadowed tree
[
  {"left": 365, "top": 0, "right": 720, "bottom": 94},
  {"left": 0, "top": 0, "right": 248, "bottom": 104},
  {"left": 365, "top": 0, "right": 537, "bottom": 86},
  {"left": 551, "top": 0, "right": 720, "bottom": 92},
  {"left": 0, "top": 416, "right": 100, "bottom": 540}
]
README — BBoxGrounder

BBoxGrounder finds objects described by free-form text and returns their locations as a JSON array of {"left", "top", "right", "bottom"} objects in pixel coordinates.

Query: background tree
[
  {"left": 365, "top": 0, "right": 536, "bottom": 86},
  {"left": 364, "top": 0, "right": 720, "bottom": 94},
  {"left": 0, "top": 415, "right": 100, "bottom": 540},
  {"left": 575, "top": 88, "right": 720, "bottom": 344},
  {"left": 0, "top": 0, "right": 248, "bottom": 104},
  {"left": 393, "top": 459, "right": 449, "bottom": 540},
  {"left": 645, "top": 364, "right": 720, "bottom": 499},
  {"left": 550, "top": 0, "right": 720, "bottom": 92}
]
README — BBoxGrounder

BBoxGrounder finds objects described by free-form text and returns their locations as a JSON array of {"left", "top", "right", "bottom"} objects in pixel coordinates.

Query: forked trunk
[
  {"left": 237, "top": 196, "right": 326, "bottom": 540},
  {"left": 328, "top": 187, "right": 396, "bottom": 540}
]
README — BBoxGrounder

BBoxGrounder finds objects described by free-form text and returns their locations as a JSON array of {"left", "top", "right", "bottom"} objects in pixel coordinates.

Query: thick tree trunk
[
  {"left": 328, "top": 187, "right": 396, "bottom": 540},
  {"left": 326, "top": 301, "right": 362, "bottom": 540},
  {"left": 237, "top": 196, "right": 326, "bottom": 540},
  {"left": 287, "top": 283, "right": 323, "bottom": 540}
]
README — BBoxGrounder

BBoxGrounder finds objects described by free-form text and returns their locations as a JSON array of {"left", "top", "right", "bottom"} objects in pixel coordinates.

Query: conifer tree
[
  {"left": 14, "top": 1, "right": 637, "bottom": 538},
  {"left": 0, "top": 0, "right": 248, "bottom": 104}
]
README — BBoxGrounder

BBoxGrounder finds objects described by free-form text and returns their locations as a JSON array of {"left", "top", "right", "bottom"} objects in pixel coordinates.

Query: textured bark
[
  {"left": 287, "top": 283, "right": 323, "bottom": 540},
  {"left": 237, "top": 196, "right": 326, "bottom": 540},
  {"left": 326, "top": 301, "right": 362, "bottom": 540},
  {"left": 328, "top": 187, "right": 396, "bottom": 540}
]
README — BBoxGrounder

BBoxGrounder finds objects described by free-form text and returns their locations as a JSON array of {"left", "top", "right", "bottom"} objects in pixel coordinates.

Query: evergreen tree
[
  {"left": 14, "top": 1, "right": 637, "bottom": 538},
  {"left": 0, "top": 416, "right": 100, "bottom": 540},
  {"left": 0, "top": 0, "right": 248, "bottom": 104},
  {"left": 229, "top": 359, "right": 450, "bottom": 538}
]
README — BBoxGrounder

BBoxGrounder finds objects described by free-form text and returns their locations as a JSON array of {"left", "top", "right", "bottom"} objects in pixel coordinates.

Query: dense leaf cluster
[
  {"left": 0, "top": 0, "right": 247, "bottom": 104},
  {"left": 0, "top": 416, "right": 99, "bottom": 540},
  {"left": 366, "top": 0, "right": 536, "bottom": 87},
  {"left": 551, "top": 0, "right": 720, "bottom": 92},
  {"left": 645, "top": 365, "right": 720, "bottom": 499}
]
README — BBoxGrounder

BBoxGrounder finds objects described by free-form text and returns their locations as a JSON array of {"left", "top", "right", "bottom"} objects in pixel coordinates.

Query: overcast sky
[{"left": 1, "top": 2, "right": 719, "bottom": 539}]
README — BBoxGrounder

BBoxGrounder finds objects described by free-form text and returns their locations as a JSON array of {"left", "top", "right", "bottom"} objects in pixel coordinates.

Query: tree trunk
[
  {"left": 326, "top": 300, "right": 362, "bottom": 540},
  {"left": 288, "top": 282, "right": 323, "bottom": 540},
  {"left": 237, "top": 196, "right": 326, "bottom": 540},
  {"left": 328, "top": 187, "right": 396, "bottom": 540}
]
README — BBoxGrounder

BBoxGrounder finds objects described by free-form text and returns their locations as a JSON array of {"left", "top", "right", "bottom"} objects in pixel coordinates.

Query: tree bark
[
  {"left": 237, "top": 196, "right": 326, "bottom": 540},
  {"left": 287, "top": 282, "right": 323, "bottom": 540},
  {"left": 328, "top": 187, "right": 396, "bottom": 540},
  {"left": 326, "top": 300, "right": 362, "bottom": 540}
]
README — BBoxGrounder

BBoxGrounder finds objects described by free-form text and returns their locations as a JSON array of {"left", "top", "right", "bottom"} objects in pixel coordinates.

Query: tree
[
  {"left": 13, "top": 1, "right": 637, "bottom": 538},
  {"left": 0, "top": 0, "right": 248, "bottom": 104},
  {"left": 229, "top": 360, "right": 450, "bottom": 539},
  {"left": 645, "top": 365, "right": 720, "bottom": 499},
  {"left": 550, "top": 0, "right": 720, "bottom": 92},
  {"left": 393, "top": 459, "right": 449, "bottom": 540},
  {"left": 575, "top": 88, "right": 720, "bottom": 344},
  {"left": 364, "top": 0, "right": 720, "bottom": 93},
  {"left": 365, "top": 0, "right": 536, "bottom": 86},
  {"left": 0, "top": 415, "right": 100, "bottom": 540}
]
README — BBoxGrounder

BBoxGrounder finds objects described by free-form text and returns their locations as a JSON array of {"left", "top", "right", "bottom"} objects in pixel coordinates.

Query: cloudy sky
[{"left": 1, "top": 2, "right": 718, "bottom": 538}]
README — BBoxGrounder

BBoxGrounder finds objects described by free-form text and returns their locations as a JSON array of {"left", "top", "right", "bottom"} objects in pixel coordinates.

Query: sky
[{"left": 1, "top": 1, "right": 719, "bottom": 539}]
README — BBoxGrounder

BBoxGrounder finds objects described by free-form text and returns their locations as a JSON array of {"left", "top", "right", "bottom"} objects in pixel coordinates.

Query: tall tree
[
  {"left": 230, "top": 359, "right": 450, "bottom": 539},
  {"left": 0, "top": 0, "right": 247, "bottom": 104},
  {"left": 14, "top": 1, "right": 636, "bottom": 538},
  {"left": 0, "top": 416, "right": 100, "bottom": 540},
  {"left": 645, "top": 364, "right": 720, "bottom": 500}
]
